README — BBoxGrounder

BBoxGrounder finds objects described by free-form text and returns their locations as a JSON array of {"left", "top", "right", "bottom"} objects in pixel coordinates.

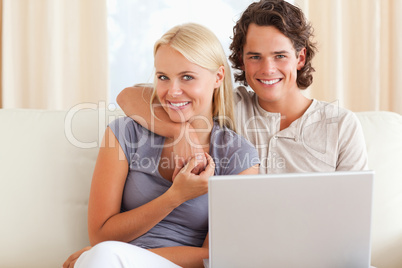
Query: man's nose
[{"left": 261, "top": 58, "right": 276, "bottom": 75}]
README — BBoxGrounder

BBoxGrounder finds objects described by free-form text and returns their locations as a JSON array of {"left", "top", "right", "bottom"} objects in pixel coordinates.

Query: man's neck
[{"left": 258, "top": 91, "right": 312, "bottom": 131}]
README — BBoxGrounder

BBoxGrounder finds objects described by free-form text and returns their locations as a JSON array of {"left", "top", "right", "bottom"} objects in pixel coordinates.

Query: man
[{"left": 117, "top": 0, "right": 367, "bottom": 174}]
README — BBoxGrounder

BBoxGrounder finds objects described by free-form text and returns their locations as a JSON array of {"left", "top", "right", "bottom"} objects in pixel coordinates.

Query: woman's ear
[
  {"left": 297, "top": 47, "right": 306, "bottom": 70},
  {"left": 214, "top": 66, "right": 225, "bottom": 88}
]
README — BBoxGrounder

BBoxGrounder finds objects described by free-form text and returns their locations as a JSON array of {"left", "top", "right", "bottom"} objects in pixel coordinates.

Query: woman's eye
[
  {"left": 183, "top": 75, "right": 193, "bottom": 81},
  {"left": 250, "top": 56, "right": 260, "bottom": 60},
  {"left": 158, "top": 75, "right": 168, "bottom": 81}
]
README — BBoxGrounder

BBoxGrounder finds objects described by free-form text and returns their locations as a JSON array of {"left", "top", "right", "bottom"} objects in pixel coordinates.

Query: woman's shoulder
[
  {"left": 109, "top": 116, "right": 136, "bottom": 128},
  {"left": 210, "top": 121, "right": 259, "bottom": 175},
  {"left": 108, "top": 116, "right": 163, "bottom": 145},
  {"left": 108, "top": 117, "right": 165, "bottom": 162},
  {"left": 108, "top": 116, "right": 155, "bottom": 135}
]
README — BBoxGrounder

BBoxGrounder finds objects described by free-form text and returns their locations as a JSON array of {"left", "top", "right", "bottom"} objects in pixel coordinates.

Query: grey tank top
[{"left": 109, "top": 117, "right": 259, "bottom": 249}]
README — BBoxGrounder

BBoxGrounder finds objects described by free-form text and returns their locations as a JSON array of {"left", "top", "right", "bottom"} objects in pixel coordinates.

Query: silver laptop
[{"left": 206, "top": 171, "right": 374, "bottom": 268}]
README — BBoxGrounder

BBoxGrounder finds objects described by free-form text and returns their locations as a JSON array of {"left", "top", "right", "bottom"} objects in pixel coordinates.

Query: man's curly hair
[{"left": 229, "top": 0, "right": 317, "bottom": 89}]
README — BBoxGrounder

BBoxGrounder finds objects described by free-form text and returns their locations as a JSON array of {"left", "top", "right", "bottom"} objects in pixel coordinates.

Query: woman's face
[{"left": 154, "top": 45, "right": 223, "bottom": 124}]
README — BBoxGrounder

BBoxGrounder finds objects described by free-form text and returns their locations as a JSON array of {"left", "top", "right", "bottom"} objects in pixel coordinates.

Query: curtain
[
  {"left": 0, "top": 0, "right": 3, "bottom": 108},
  {"left": 2, "top": 0, "right": 401, "bottom": 113},
  {"left": 2, "top": 0, "right": 108, "bottom": 110},
  {"left": 296, "top": 0, "right": 402, "bottom": 114}
]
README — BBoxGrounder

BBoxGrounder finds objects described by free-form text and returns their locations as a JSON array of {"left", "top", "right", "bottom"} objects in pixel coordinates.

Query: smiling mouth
[
  {"left": 258, "top": 78, "right": 282, "bottom": 85},
  {"left": 169, "top": 101, "right": 190, "bottom": 108}
]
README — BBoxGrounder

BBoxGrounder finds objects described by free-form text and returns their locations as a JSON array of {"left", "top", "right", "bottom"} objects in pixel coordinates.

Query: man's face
[{"left": 242, "top": 23, "right": 306, "bottom": 110}]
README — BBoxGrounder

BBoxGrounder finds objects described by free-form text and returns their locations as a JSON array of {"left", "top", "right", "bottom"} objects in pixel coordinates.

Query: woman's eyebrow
[
  {"left": 178, "top": 71, "right": 197, "bottom": 75},
  {"left": 156, "top": 71, "right": 197, "bottom": 75}
]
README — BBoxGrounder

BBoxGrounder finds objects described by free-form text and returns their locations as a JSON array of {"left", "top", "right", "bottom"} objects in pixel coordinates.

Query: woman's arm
[
  {"left": 88, "top": 128, "right": 214, "bottom": 245},
  {"left": 146, "top": 167, "right": 259, "bottom": 268},
  {"left": 62, "top": 149, "right": 215, "bottom": 267},
  {"left": 88, "top": 127, "right": 180, "bottom": 245},
  {"left": 63, "top": 164, "right": 255, "bottom": 268},
  {"left": 238, "top": 164, "right": 260, "bottom": 175}
]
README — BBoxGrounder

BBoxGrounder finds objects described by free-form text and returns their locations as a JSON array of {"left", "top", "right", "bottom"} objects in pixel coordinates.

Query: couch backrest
[
  {"left": 0, "top": 108, "right": 124, "bottom": 268},
  {"left": 0, "top": 109, "right": 401, "bottom": 268}
]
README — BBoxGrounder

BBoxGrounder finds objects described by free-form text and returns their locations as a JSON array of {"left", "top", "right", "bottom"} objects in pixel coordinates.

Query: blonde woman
[{"left": 63, "top": 23, "right": 259, "bottom": 268}]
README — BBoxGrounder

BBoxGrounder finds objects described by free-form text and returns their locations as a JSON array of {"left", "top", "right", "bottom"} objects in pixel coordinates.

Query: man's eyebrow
[
  {"left": 273, "top": 50, "right": 290, "bottom": 54},
  {"left": 245, "top": 50, "right": 290, "bottom": 55},
  {"left": 245, "top": 51, "right": 261, "bottom": 55}
]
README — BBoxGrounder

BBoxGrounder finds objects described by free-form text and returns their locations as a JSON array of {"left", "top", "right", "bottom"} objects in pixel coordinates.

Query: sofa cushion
[{"left": 356, "top": 111, "right": 402, "bottom": 268}]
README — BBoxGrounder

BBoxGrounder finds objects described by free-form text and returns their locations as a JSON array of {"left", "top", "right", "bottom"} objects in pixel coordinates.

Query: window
[{"left": 107, "top": 0, "right": 256, "bottom": 105}]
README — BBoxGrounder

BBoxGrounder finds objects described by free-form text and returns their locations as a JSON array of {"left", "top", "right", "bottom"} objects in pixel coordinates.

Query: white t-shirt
[{"left": 234, "top": 86, "right": 368, "bottom": 174}]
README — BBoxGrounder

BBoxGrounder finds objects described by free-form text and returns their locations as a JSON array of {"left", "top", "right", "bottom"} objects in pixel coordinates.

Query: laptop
[{"left": 205, "top": 171, "right": 374, "bottom": 268}]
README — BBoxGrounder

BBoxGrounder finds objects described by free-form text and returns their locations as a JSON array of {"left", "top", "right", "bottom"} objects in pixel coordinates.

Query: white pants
[{"left": 75, "top": 241, "right": 182, "bottom": 268}]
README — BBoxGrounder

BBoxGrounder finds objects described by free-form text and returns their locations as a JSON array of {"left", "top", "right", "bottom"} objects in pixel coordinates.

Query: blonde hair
[{"left": 151, "top": 23, "right": 236, "bottom": 131}]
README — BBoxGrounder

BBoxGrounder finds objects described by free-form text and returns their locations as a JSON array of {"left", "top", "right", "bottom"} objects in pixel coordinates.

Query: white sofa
[{"left": 0, "top": 108, "right": 401, "bottom": 268}]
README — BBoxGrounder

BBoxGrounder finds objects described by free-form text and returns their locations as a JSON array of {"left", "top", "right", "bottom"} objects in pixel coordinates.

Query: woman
[{"left": 64, "top": 23, "right": 259, "bottom": 268}]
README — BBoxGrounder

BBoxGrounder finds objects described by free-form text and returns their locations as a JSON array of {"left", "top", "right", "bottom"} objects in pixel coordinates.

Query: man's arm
[
  {"left": 336, "top": 112, "right": 368, "bottom": 171},
  {"left": 117, "top": 85, "right": 180, "bottom": 138},
  {"left": 117, "top": 85, "right": 206, "bottom": 175}
]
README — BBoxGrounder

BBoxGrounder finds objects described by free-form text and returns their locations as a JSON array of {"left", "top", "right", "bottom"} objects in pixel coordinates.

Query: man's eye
[
  {"left": 183, "top": 75, "right": 193, "bottom": 81},
  {"left": 250, "top": 56, "right": 260, "bottom": 60},
  {"left": 276, "top": 55, "right": 285, "bottom": 59}
]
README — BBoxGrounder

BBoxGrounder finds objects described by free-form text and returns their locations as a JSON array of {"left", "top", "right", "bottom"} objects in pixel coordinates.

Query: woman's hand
[
  {"left": 62, "top": 246, "right": 92, "bottom": 268},
  {"left": 170, "top": 153, "right": 215, "bottom": 203},
  {"left": 172, "top": 123, "right": 207, "bottom": 180}
]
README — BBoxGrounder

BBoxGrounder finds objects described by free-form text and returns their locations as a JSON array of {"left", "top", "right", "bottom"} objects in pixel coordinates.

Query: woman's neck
[{"left": 187, "top": 116, "right": 213, "bottom": 148}]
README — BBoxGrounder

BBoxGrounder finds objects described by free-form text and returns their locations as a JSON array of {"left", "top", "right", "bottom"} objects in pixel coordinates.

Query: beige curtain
[
  {"left": 0, "top": 0, "right": 3, "bottom": 109},
  {"left": 2, "top": 0, "right": 108, "bottom": 110},
  {"left": 296, "top": 0, "right": 402, "bottom": 114}
]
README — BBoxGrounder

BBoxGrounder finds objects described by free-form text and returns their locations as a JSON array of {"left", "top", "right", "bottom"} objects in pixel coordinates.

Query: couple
[{"left": 64, "top": 0, "right": 367, "bottom": 267}]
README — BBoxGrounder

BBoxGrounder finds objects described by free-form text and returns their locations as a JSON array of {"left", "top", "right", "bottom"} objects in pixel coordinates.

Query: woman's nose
[{"left": 168, "top": 81, "right": 183, "bottom": 97}]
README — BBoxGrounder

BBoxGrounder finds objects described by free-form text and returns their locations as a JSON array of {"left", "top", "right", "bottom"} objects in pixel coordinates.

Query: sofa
[{"left": 0, "top": 107, "right": 401, "bottom": 268}]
